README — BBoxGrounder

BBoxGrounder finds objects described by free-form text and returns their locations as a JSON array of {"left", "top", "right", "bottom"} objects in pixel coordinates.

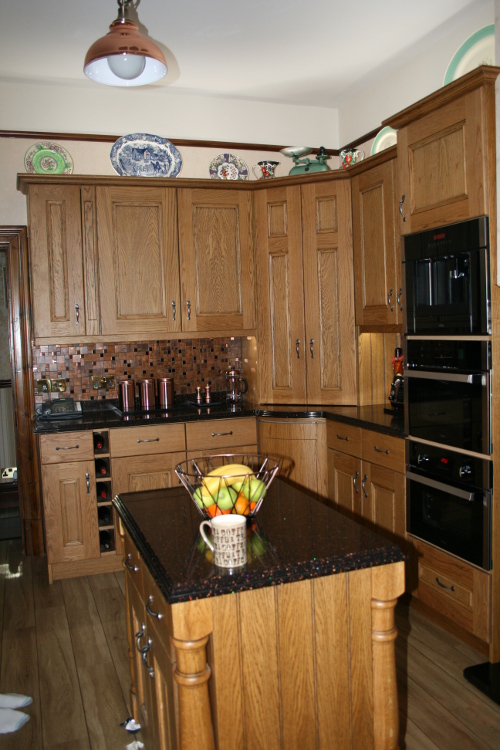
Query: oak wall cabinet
[
  {"left": 384, "top": 67, "right": 498, "bottom": 235},
  {"left": 351, "top": 152, "right": 402, "bottom": 327},
  {"left": 254, "top": 179, "right": 356, "bottom": 405},
  {"left": 20, "top": 177, "right": 257, "bottom": 344}
]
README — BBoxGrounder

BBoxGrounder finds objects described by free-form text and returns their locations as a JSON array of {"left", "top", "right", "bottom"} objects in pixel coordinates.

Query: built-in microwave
[{"left": 403, "top": 216, "right": 490, "bottom": 336}]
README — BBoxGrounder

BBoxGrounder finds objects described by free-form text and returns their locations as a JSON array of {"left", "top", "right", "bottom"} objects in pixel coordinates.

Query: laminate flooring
[{"left": 1, "top": 538, "right": 500, "bottom": 749}]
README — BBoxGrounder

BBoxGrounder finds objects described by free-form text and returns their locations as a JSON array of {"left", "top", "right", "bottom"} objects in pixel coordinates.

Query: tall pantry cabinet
[{"left": 254, "top": 177, "right": 356, "bottom": 405}]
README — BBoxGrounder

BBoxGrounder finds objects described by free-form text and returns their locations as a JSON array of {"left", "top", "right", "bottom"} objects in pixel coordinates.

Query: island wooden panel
[{"left": 122, "top": 526, "right": 405, "bottom": 750}]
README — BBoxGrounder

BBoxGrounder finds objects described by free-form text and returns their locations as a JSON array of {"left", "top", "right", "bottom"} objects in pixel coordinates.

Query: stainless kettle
[{"left": 224, "top": 367, "right": 248, "bottom": 401}]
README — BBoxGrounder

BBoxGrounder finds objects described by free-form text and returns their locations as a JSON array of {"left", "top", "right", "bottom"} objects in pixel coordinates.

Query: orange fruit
[
  {"left": 233, "top": 493, "right": 250, "bottom": 516},
  {"left": 249, "top": 501, "right": 257, "bottom": 511}
]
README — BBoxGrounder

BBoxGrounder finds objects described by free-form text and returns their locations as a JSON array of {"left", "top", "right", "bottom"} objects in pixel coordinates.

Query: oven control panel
[{"left": 408, "top": 440, "right": 492, "bottom": 491}]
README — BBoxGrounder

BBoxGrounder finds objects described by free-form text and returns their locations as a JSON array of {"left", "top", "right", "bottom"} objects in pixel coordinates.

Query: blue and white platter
[{"left": 110, "top": 133, "right": 183, "bottom": 177}]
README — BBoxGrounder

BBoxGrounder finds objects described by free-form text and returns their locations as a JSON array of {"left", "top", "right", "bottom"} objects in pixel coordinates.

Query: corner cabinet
[
  {"left": 254, "top": 177, "right": 356, "bottom": 405},
  {"left": 384, "top": 66, "right": 500, "bottom": 234}
]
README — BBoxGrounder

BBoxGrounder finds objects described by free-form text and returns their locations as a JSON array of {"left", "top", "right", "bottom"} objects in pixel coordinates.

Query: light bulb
[{"left": 107, "top": 53, "right": 146, "bottom": 80}]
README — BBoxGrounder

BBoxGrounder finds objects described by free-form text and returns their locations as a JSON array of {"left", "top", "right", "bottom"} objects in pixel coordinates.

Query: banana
[{"left": 201, "top": 463, "right": 254, "bottom": 497}]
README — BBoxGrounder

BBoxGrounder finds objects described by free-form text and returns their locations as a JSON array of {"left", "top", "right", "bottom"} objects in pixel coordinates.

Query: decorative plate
[
  {"left": 24, "top": 142, "right": 73, "bottom": 175},
  {"left": 444, "top": 24, "right": 495, "bottom": 85},
  {"left": 110, "top": 133, "right": 183, "bottom": 177},
  {"left": 209, "top": 153, "right": 249, "bottom": 180},
  {"left": 371, "top": 126, "right": 398, "bottom": 155}
]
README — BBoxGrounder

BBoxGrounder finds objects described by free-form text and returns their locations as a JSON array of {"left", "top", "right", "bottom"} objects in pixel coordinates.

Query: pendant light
[{"left": 84, "top": 0, "right": 167, "bottom": 87}]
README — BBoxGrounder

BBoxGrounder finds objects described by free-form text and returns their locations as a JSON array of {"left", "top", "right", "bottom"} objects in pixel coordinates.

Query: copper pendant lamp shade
[{"left": 84, "top": 0, "right": 167, "bottom": 87}]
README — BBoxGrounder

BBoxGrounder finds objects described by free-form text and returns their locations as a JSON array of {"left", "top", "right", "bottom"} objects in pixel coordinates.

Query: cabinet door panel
[
  {"left": 362, "top": 463, "right": 405, "bottom": 541},
  {"left": 112, "top": 452, "right": 186, "bottom": 495},
  {"left": 42, "top": 460, "right": 100, "bottom": 564},
  {"left": 97, "top": 186, "right": 180, "bottom": 335},
  {"left": 352, "top": 160, "right": 399, "bottom": 325},
  {"left": 178, "top": 188, "right": 255, "bottom": 332},
  {"left": 327, "top": 449, "right": 362, "bottom": 520},
  {"left": 254, "top": 186, "right": 306, "bottom": 403},
  {"left": 28, "top": 184, "right": 84, "bottom": 338},
  {"left": 301, "top": 181, "right": 357, "bottom": 404}
]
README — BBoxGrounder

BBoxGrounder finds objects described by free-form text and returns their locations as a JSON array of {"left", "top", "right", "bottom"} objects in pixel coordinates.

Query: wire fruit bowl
[{"left": 175, "top": 453, "right": 279, "bottom": 519}]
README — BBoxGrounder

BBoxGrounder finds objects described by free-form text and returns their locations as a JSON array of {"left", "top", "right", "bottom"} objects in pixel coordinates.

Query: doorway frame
[{"left": 0, "top": 226, "right": 43, "bottom": 555}]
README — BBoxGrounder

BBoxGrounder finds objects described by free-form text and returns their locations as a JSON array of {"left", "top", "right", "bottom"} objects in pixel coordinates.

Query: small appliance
[
  {"left": 36, "top": 398, "right": 82, "bottom": 421},
  {"left": 280, "top": 146, "right": 331, "bottom": 175}
]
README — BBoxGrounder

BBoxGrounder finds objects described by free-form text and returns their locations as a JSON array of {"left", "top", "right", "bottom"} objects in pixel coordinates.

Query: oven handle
[
  {"left": 404, "top": 370, "right": 486, "bottom": 385},
  {"left": 406, "top": 471, "right": 475, "bottom": 502}
]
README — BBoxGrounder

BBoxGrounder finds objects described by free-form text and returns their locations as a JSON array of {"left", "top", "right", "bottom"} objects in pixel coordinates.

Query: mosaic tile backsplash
[{"left": 33, "top": 337, "right": 243, "bottom": 404}]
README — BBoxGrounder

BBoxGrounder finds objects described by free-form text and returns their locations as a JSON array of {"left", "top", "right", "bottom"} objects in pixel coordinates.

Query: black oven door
[
  {"left": 406, "top": 471, "right": 491, "bottom": 570},
  {"left": 405, "top": 370, "right": 491, "bottom": 455}
]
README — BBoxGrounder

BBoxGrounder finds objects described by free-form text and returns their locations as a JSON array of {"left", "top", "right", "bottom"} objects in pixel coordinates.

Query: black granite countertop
[
  {"left": 113, "top": 478, "right": 406, "bottom": 604},
  {"left": 34, "top": 395, "right": 405, "bottom": 437}
]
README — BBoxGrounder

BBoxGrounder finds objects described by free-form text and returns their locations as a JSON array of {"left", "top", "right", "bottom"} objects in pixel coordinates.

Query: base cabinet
[{"left": 258, "top": 418, "right": 327, "bottom": 500}]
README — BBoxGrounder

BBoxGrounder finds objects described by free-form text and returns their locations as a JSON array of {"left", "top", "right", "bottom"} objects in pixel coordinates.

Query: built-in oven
[
  {"left": 406, "top": 440, "right": 492, "bottom": 570},
  {"left": 405, "top": 338, "right": 491, "bottom": 456},
  {"left": 403, "top": 216, "right": 490, "bottom": 335}
]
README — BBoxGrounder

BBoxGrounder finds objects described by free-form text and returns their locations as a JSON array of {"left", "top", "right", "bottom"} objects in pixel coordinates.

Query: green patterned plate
[{"left": 24, "top": 142, "right": 74, "bottom": 175}]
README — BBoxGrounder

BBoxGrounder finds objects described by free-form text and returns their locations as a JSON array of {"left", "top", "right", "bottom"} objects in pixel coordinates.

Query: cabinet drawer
[
  {"left": 361, "top": 431, "right": 405, "bottom": 473},
  {"left": 39, "top": 431, "right": 94, "bottom": 464},
  {"left": 186, "top": 417, "right": 257, "bottom": 452},
  {"left": 110, "top": 424, "right": 186, "bottom": 458},
  {"left": 413, "top": 540, "right": 491, "bottom": 642},
  {"left": 326, "top": 421, "right": 362, "bottom": 458}
]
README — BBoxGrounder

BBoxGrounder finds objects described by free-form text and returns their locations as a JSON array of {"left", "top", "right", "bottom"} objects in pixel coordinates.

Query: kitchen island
[{"left": 114, "top": 478, "right": 406, "bottom": 750}]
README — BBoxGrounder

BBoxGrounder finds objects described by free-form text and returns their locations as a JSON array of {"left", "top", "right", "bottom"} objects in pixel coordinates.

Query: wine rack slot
[
  {"left": 99, "top": 528, "right": 115, "bottom": 553},
  {"left": 92, "top": 429, "right": 116, "bottom": 556}
]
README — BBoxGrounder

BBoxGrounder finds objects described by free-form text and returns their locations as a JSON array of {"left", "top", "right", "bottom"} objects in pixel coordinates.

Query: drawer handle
[
  {"left": 137, "top": 438, "right": 160, "bottom": 444},
  {"left": 374, "top": 445, "right": 389, "bottom": 455},
  {"left": 124, "top": 553, "right": 139, "bottom": 572},
  {"left": 212, "top": 431, "right": 233, "bottom": 437},
  {"left": 436, "top": 576, "right": 455, "bottom": 592},
  {"left": 55, "top": 444, "right": 79, "bottom": 451},
  {"left": 146, "top": 595, "right": 163, "bottom": 620},
  {"left": 337, "top": 433, "right": 349, "bottom": 441}
]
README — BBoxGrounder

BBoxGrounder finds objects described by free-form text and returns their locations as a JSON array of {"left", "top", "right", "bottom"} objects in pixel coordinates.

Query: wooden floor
[{"left": 1, "top": 538, "right": 500, "bottom": 750}]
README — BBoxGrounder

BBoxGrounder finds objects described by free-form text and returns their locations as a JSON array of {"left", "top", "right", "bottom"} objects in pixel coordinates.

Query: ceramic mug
[
  {"left": 200, "top": 515, "right": 247, "bottom": 568},
  {"left": 252, "top": 160, "right": 280, "bottom": 179},
  {"left": 340, "top": 149, "right": 364, "bottom": 169}
]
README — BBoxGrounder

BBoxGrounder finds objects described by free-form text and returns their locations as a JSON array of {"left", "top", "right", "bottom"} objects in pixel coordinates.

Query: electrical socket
[
  {"left": 92, "top": 375, "right": 115, "bottom": 390},
  {"left": 37, "top": 378, "right": 52, "bottom": 393},
  {"left": 52, "top": 378, "right": 66, "bottom": 392}
]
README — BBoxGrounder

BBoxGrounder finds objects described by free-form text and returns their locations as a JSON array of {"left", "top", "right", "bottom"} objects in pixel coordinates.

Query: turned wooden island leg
[
  {"left": 371, "top": 561, "right": 405, "bottom": 750},
  {"left": 172, "top": 635, "right": 215, "bottom": 750}
]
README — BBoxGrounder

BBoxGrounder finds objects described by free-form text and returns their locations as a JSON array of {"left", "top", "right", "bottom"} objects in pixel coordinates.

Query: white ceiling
[{"left": 0, "top": 0, "right": 491, "bottom": 109}]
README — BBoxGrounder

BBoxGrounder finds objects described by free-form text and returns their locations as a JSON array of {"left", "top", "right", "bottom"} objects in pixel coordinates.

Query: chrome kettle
[{"left": 223, "top": 367, "right": 248, "bottom": 401}]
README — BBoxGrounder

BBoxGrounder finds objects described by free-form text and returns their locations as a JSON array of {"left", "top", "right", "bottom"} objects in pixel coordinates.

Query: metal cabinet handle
[
  {"left": 75, "top": 302, "right": 80, "bottom": 324},
  {"left": 399, "top": 195, "right": 407, "bottom": 222},
  {"left": 124, "top": 553, "right": 139, "bottom": 572},
  {"left": 310, "top": 339, "right": 314, "bottom": 358},
  {"left": 137, "top": 437, "right": 160, "bottom": 444},
  {"left": 353, "top": 470, "right": 359, "bottom": 494},
  {"left": 55, "top": 444, "right": 79, "bottom": 451},
  {"left": 171, "top": 300, "right": 176, "bottom": 321},
  {"left": 296, "top": 339, "right": 300, "bottom": 359},
  {"left": 374, "top": 445, "right": 389, "bottom": 455},
  {"left": 146, "top": 596, "right": 163, "bottom": 620},
  {"left": 387, "top": 289, "right": 394, "bottom": 312},
  {"left": 436, "top": 576, "right": 455, "bottom": 592},
  {"left": 141, "top": 638, "right": 154, "bottom": 678},
  {"left": 362, "top": 474, "right": 368, "bottom": 498},
  {"left": 212, "top": 430, "right": 233, "bottom": 437},
  {"left": 337, "top": 434, "right": 349, "bottom": 442},
  {"left": 85, "top": 472, "right": 90, "bottom": 495},
  {"left": 135, "top": 626, "right": 146, "bottom": 652},
  {"left": 187, "top": 300, "right": 191, "bottom": 320},
  {"left": 397, "top": 288, "right": 403, "bottom": 311}
]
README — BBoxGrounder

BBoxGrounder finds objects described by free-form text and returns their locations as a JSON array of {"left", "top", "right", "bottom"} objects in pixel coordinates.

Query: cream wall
[{"left": 337, "top": 0, "right": 495, "bottom": 144}]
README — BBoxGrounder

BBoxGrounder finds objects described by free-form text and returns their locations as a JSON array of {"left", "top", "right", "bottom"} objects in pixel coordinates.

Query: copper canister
[
  {"left": 118, "top": 380, "right": 135, "bottom": 412},
  {"left": 138, "top": 378, "right": 155, "bottom": 411},
  {"left": 157, "top": 377, "right": 174, "bottom": 410}
]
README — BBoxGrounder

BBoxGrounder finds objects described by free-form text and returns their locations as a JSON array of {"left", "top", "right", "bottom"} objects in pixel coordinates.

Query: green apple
[
  {"left": 250, "top": 535, "right": 266, "bottom": 556},
  {"left": 194, "top": 486, "right": 214, "bottom": 509},
  {"left": 214, "top": 486, "right": 237, "bottom": 511},
  {"left": 242, "top": 478, "right": 267, "bottom": 503},
  {"left": 232, "top": 474, "right": 254, "bottom": 493}
]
